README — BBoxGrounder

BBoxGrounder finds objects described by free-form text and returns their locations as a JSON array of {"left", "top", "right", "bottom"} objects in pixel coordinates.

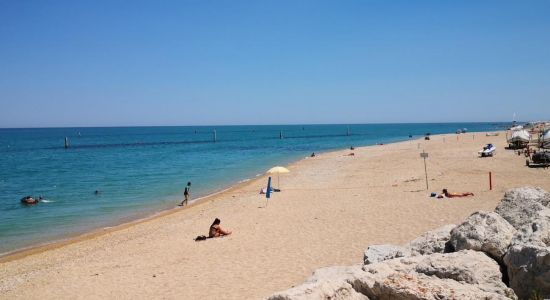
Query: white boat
[
  {"left": 479, "top": 143, "right": 496, "bottom": 157},
  {"left": 542, "top": 129, "right": 550, "bottom": 149},
  {"left": 507, "top": 129, "right": 530, "bottom": 147}
]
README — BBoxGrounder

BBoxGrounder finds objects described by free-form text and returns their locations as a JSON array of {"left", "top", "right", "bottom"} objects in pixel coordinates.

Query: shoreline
[
  {"left": 0, "top": 130, "right": 497, "bottom": 262},
  {"left": 0, "top": 169, "right": 267, "bottom": 263},
  {"left": 5, "top": 128, "right": 547, "bottom": 299},
  {"left": 0, "top": 140, "right": 360, "bottom": 261},
  {"left": 0, "top": 124, "right": 507, "bottom": 260}
]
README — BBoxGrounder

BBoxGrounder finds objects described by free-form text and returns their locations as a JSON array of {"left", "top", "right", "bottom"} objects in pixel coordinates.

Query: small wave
[
  {"left": 41, "top": 200, "right": 54, "bottom": 203},
  {"left": 238, "top": 178, "right": 251, "bottom": 183}
]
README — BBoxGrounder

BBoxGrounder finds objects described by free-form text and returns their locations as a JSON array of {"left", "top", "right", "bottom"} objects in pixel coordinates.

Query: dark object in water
[
  {"left": 425, "top": 136, "right": 430, "bottom": 140},
  {"left": 409, "top": 134, "right": 413, "bottom": 138},
  {"left": 20, "top": 196, "right": 38, "bottom": 205}
]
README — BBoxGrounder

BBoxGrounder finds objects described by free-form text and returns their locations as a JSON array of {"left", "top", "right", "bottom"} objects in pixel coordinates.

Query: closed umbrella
[{"left": 267, "top": 166, "right": 290, "bottom": 189}]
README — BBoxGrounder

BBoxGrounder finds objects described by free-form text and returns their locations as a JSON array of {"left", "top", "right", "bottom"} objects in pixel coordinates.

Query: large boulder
[
  {"left": 267, "top": 266, "right": 369, "bottom": 300},
  {"left": 363, "top": 245, "right": 410, "bottom": 265},
  {"left": 492, "top": 187, "right": 550, "bottom": 298},
  {"left": 495, "top": 187, "right": 550, "bottom": 230},
  {"left": 364, "top": 272, "right": 511, "bottom": 300},
  {"left": 414, "top": 251, "right": 511, "bottom": 296},
  {"left": 503, "top": 216, "right": 550, "bottom": 299},
  {"left": 361, "top": 250, "right": 516, "bottom": 299},
  {"left": 272, "top": 251, "right": 516, "bottom": 299},
  {"left": 406, "top": 224, "right": 456, "bottom": 256},
  {"left": 449, "top": 211, "right": 516, "bottom": 262}
]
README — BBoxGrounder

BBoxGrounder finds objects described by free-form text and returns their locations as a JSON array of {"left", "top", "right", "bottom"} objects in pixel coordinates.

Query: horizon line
[{"left": 0, "top": 120, "right": 517, "bottom": 130}]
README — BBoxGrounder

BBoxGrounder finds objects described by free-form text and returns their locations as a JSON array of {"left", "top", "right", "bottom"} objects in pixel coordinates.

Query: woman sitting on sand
[
  {"left": 440, "top": 188, "right": 474, "bottom": 198},
  {"left": 209, "top": 218, "right": 232, "bottom": 238}
]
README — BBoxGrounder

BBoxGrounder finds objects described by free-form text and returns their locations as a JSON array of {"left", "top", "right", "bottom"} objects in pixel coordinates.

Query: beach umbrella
[{"left": 267, "top": 166, "right": 290, "bottom": 189}]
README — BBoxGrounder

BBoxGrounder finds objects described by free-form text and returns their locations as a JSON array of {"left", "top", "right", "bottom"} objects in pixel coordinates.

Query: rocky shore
[{"left": 268, "top": 187, "right": 550, "bottom": 300}]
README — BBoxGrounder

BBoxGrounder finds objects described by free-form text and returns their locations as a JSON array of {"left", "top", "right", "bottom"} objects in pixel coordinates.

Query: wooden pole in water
[
  {"left": 64, "top": 137, "right": 69, "bottom": 149},
  {"left": 213, "top": 130, "right": 217, "bottom": 142},
  {"left": 279, "top": 130, "right": 283, "bottom": 139},
  {"left": 346, "top": 126, "right": 350, "bottom": 136}
]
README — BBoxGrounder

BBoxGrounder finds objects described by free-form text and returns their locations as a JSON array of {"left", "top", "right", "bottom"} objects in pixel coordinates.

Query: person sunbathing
[
  {"left": 441, "top": 188, "right": 474, "bottom": 198},
  {"left": 209, "top": 218, "right": 232, "bottom": 238}
]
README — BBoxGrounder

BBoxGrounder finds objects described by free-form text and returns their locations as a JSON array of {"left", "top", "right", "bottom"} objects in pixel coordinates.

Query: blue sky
[{"left": 1, "top": 1, "right": 549, "bottom": 127}]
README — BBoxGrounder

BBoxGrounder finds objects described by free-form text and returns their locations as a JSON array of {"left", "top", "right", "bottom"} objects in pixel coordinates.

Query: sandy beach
[{"left": 1, "top": 131, "right": 549, "bottom": 299}]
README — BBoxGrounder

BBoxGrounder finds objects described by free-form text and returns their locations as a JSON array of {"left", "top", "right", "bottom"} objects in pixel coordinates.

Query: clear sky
[{"left": 1, "top": 1, "right": 549, "bottom": 128}]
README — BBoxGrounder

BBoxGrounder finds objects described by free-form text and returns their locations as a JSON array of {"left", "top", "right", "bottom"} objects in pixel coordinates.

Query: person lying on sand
[
  {"left": 438, "top": 188, "right": 474, "bottom": 198},
  {"left": 209, "top": 218, "right": 232, "bottom": 238},
  {"left": 260, "top": 187, "right": 280, "bottom": 194}
]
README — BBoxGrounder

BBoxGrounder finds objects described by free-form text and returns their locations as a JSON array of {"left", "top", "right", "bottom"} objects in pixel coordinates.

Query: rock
[
  {"left": 414, "top": 251, "right": 512, "bottom": 296},
  {"left": 406, "top": 224, "right": 456, "bottom": 256},
  {"left": 504, "top": 244, "right": 550, "bottom": 299},
  {"left": 366, "top": 272, "right": 511, "bottom": 300},
  {"left": 509, "top": 215, "right": 550, "bottom": 247},
  {"left": 495, "top": 187, "right": 550, "bottom": 230},
  {"left": 267, "top": 281, "right": 366, "bottom": 300},
  {"left": 266, "top": 266, "right": 369, "bottom": 300},
  {"left": 363, "top": 245, "right": 410, "bottom": 265},
  {"left": 503, "top": 216, "right": 550, "bottom": 299},
  {"left": 449, "top": 211, "right": 516, "bottom": 262},
  {"left": 490, "top": 187, "right": 550, "bottom": 299},
  {"left": 271, "top": 251, "right": 516, "bottom": 300},
  {"left": 361, "top": 250, "right": 516, "bottom": 299},
  {"left": 267, "top": 279, "right": 366, "bottom": 300}
]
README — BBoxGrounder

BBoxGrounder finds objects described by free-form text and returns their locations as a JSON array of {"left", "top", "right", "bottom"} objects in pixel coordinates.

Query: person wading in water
[{"left": 179, "top": 181, "right": 192, "bottom": 206}]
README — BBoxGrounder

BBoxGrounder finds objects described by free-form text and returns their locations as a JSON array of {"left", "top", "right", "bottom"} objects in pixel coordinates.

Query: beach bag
[{"left": 194, "top": 235, "right": 207, "bottom": 241}]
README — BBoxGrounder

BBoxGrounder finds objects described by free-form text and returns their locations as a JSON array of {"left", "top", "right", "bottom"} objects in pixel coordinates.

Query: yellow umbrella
[{"left": 267, "top": 166, "right": 290, "bottom": 189}]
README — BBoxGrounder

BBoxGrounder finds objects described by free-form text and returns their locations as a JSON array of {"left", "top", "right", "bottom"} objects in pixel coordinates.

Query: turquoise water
[{"left": 0, "top": 123, "right": 506, "bottom": 254}]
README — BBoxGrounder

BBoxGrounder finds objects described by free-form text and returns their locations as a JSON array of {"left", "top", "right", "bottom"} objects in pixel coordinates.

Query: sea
[{"left": 0, "top": 123, "right": 507, "bottom": 255}]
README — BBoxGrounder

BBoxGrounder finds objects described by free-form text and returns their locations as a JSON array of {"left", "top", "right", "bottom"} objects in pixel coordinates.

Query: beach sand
[{"left": 1, "top": 132, "right": 549, "bottom": 299}]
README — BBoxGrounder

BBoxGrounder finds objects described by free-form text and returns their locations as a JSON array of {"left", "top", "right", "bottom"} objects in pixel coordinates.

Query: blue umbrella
[{"left": 266, "top": 176, "right": 271, "bottom": 207}]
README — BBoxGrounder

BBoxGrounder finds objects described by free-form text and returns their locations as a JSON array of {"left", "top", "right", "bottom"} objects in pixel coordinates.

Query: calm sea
[{"left": 0, "top": 123, "right": 506, "bottom": 254}]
